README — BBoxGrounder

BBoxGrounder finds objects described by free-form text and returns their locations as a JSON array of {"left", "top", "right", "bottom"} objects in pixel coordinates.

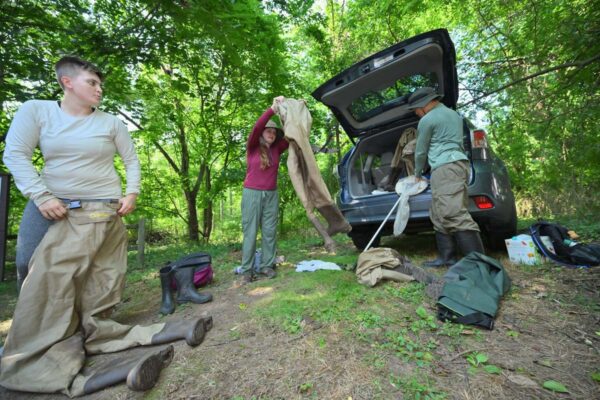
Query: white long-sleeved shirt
[{"left": 3, "top": 100, "right": 141, "bottom": 206}]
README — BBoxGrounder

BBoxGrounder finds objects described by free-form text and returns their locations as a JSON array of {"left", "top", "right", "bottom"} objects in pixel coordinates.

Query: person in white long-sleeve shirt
[
  {"left": 4, "top": 57, "right": 140, "bottom": 290},
  {"left": 0, "top": 56, "right": 205, "bottom": 397}
]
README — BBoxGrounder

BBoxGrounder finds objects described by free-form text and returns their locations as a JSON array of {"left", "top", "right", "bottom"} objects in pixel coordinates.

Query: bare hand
[
  {"left": 38, "top": 198, "right": 68, "bottom": 220},
  {"left": 118, "top": 193, "right": 138, "bottom": 216},
  {"left": 414, "top": 175, "right": 427, "bottom": 183}
]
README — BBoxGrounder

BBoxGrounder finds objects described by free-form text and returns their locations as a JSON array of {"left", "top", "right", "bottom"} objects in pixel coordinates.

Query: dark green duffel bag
[{"left": 437, "top": 252, "right": 511, "bottom": 330}]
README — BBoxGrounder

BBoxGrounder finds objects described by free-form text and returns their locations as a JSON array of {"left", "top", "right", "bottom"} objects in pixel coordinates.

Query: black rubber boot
[
  {"left": 174, "top": 267, "right": 213, "bottom": 304},
  {"left": 159, "top": 265, "right": 176, "bottom": 315},
  {"left": 83, "top": 345, "right": 174, "bottom": 394},
  {"left": 150, "top": 317, "right": 212, "bottom": 347},
  {"left": 423, "top": 232, "right": 457, "bottom": 268},
  {"left": 455, "top": 230, "right": 485, "bottom": 257}
]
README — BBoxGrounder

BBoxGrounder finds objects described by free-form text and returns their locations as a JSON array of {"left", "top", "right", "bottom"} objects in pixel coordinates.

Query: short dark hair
[{"left": 55, "top": 56, "right": 104, "bottom": 89}]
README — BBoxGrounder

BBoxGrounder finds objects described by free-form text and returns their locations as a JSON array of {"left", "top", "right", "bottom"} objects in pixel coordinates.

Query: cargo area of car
[
  {"left": 347, "top": 121, "right": 474, "bottom": 198},
  {"left": 347, "top": 124, "right": 419, "bottom": 197}
]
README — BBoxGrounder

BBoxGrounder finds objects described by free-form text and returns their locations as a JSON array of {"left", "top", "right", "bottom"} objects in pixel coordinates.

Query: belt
[{"left": 60, "top": 198, "right": 119, "bottom": 209}]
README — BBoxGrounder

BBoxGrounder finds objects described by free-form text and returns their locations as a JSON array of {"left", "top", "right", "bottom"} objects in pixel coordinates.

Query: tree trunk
[
  {"left": 201, "top": 164, "right": 213, "bottom": 241},
  {"left": 185, "top": 191, "right": 200, "bottom": 241}
]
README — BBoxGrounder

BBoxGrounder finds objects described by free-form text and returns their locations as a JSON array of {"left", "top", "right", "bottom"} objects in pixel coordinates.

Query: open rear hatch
[{"left": 312, "top": 29, "right": 458, "bottom": 139}]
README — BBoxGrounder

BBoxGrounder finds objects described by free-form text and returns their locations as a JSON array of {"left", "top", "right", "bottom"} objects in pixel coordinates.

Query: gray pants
[
  {"left": 16, "top": 200, "right": 52, "bottom": 292},
  {"left": 240, "top": 188, "right": 278, "bottom": 273}
]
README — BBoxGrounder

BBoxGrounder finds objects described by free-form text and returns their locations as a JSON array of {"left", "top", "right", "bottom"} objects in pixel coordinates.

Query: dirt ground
[{"left": 0, "top": 236, "right": 599, "bottom": 399}]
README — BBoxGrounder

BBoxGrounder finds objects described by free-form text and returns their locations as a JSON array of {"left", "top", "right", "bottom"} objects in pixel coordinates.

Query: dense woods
[{"left": 1, "top": 0, "right": 598, "bottom": 242}]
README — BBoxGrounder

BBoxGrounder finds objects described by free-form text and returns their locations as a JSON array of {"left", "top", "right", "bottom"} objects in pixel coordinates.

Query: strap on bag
[{"left": 437, "top": 305, "right": 495, "bottom": 330}]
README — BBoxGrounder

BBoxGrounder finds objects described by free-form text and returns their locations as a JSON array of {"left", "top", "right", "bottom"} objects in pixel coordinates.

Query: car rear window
[{"left": 348, "top": 73, "right": 439, "bottom": 122}]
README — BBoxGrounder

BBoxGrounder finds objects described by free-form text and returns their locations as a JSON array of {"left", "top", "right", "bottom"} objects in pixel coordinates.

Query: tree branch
[
  {"left": 459, "top": 53, "right": 600, "bottom": 108},
  {"left": 117, "top": 109, "right": 181, "bottom": 174}
]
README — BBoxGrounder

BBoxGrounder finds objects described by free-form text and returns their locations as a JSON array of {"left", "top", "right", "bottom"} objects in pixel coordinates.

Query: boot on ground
[
  {"left": 150, "top": 316, "right": 212, "bottom": 347},
  {"left": 423, "top": 232, "right": 457, "bottom": 268},
  {"left": 159, "top": 265, "right": 176, "bottom": 315},
  {"left": 173, "top": 267, "right": 212, "bottom": 304},
  {"left": 455, "top": 230, "right": 485, "bottom": 257},
  {"left": 82, "top": 345, "right": 174, "bottom": 394}
]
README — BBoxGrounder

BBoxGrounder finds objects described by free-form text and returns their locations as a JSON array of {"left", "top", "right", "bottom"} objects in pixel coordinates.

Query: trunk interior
[
  {"left": 347, "top": 121, "right": 473, "bottom": 198},
  {"left": 348, "top": 124, "right": 419, "bottom": 197}
]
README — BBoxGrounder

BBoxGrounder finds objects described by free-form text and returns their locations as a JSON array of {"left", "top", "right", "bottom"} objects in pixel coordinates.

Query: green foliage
[
  {"left": 390, "top": 372, "right": 447, "bottom": 400},
  {"left": 466, "top": 351, "right": 502, "bottom": 375},
  {"left": 384, "top": 328, "right": 437, "bottom": 365},
  {"left": 542, "top": 380, "right": 569, "bottom": 393},
  {"left": 2, "top": 0, "right": 598, "bottom": 243},
  {"left": 385, "top": 282, "right": 426, "bottom": 304},
  {"left": 454, "top": 0, "right": 600, "bottom": 216},
  {"left": 354, "top": 311, "right": 386, "bottom": 329}
]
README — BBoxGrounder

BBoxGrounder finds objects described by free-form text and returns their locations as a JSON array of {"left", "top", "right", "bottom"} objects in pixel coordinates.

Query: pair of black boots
[
  {"left": 82, "top": 316, "right": 213, "bottom": 394},
  {"left": 424, "top": 230, "right": 485, "bottom": 268},
  {"left": 159, "top": 264, "right": 212, "bottom": 315}
]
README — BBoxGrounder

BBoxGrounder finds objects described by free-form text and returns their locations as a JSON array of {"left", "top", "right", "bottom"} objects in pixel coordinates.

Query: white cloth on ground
[{"left": 295, "top": 260, "right": 342, "bottom": 272}]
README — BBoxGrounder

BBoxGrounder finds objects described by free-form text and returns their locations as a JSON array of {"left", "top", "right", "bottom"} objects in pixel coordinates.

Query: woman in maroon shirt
[{"left": 240, "top": 96, "right": 289, "bottom": 284}]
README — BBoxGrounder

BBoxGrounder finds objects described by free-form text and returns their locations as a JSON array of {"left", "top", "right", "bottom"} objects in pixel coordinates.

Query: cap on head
[
  {"left": 55, "top": 56, "right": 104, "bottom": 89},
  {"left": 407, "top": 87, "right": 443, "bottom": 110},
  {"left": 264, "top": 119, "right": 284, "bottom": 139}
]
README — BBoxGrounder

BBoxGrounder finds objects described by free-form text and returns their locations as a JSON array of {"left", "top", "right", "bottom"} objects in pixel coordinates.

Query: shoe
[
  {"left": 259, "top": 267, "right": 276, "bottom": 279},
  {"left": 235, "top": 272, "right": 256, "bottom": 286}
]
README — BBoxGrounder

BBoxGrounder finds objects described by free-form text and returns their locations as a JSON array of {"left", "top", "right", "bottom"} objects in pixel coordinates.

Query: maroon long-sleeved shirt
[{"left": 243, "top": 107, "right": 289, "bottom": 191}]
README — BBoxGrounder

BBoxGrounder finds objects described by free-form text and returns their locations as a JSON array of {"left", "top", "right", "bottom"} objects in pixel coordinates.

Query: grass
[
  {"left": 0, "top": 229, "right": 486, "bottom": 395},
  {"left": 389, "top": 372, "right": 447, "bottom": 399},
  {"left": 2, "top": 212, "right": 599, "bottom": 398}
]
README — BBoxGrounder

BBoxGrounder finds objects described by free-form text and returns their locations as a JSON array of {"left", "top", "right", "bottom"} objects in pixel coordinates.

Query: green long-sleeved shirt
[{"left": 414, "top": 103, "right": 468, "bottom": 178}]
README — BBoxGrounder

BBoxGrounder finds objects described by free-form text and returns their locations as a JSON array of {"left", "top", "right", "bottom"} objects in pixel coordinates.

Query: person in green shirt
[{"left": 407, "top": 87, "right": 484, "bottom": 267}]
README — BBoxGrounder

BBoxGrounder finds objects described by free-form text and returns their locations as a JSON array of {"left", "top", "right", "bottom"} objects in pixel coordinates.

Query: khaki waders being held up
[{"left": 278, "top": 99, "right": 351, "bottom": 237}]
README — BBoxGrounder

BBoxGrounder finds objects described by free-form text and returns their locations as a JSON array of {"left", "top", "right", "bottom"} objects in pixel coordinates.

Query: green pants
[
  {"left": 241, "top": 188, "right": 278, "bottom": 273},
  {"left": 0, "top": 202, "right": 165, "bottom": 397},
  {"left": 430, "top": 161, "right": 479, "bottom": 234}
]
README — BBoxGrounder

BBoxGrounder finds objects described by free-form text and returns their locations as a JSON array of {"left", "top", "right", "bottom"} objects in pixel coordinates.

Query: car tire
[{"left": 349, "top": 228, "right": 381, "bottom": 250}]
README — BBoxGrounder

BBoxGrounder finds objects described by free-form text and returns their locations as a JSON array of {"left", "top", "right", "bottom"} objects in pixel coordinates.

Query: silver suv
[{"left": 312, "top": 29, "right": 517, "bottom": 250}]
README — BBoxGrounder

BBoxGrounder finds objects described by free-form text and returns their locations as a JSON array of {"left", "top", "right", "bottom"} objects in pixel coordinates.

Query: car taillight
[
  {"left": 473, "top": 195, "right": 494, "bottom": 209},
  {"left": 472, "top": 129, "right": 488, "bottom": 149}
]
